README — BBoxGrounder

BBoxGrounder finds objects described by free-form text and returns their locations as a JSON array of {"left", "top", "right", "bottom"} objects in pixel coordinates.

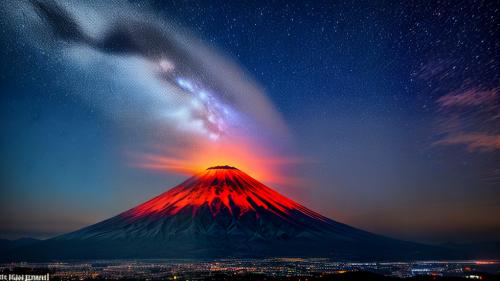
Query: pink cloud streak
[
  {"left": 435, "top": 133, "right": 500, "bottom": 152},
  {"left": 438, "top": 88, "right": 498, "bottom": 107}
]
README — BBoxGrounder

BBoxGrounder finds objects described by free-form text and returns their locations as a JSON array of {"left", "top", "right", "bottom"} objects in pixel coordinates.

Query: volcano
[{"left": 4, "top": 166, "right": 443, "bottom": 261}]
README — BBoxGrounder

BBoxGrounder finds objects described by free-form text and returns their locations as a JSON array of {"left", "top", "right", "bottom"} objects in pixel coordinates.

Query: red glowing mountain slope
[
  {"left": 124, "top": 165, "right": 327, "bottom": 223},
  {"left": 9, "top": 166, "right": 439, "bottom": 260},
  {"left": 61, "top": 165, "right": 346, "bottom": 241}
]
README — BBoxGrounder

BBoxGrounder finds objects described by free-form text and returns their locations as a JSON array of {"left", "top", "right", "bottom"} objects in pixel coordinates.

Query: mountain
[
  {"left": 0, "top": 238, "right": 40, "bottom": 254},
  {"left": 3, "top": 166, "right": 446, "bottom": 261}
]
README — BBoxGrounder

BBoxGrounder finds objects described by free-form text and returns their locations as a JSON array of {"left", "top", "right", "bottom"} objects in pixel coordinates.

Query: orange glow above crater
[{"left": 133, "top": 137, "right": 301, "bottom": 186}]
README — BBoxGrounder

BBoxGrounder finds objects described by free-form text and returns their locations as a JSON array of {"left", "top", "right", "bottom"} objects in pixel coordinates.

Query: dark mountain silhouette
[{"left": 0, "top": 238, "right": 40, "bottom": 254}]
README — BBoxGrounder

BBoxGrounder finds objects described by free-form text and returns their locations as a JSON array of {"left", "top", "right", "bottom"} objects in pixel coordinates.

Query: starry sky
[{"left": 0, "top": 0, "right": 499, "bottom": 244}]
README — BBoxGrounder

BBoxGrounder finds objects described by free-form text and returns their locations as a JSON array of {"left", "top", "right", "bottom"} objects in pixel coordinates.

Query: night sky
[{"left": 0, "top": 0, "right": 499, "bottom": 244}]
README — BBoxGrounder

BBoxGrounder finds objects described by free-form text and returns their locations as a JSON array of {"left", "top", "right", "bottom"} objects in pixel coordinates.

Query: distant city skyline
[{"left": 3, "top": 259, "right": 500, "bottom": 280}]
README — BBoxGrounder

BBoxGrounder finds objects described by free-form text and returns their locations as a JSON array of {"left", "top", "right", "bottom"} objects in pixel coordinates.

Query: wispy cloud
[
  {"left": 434, "top": 87, "right": 500, "bottom": 152},
  {"left": 438, "top": 88, "right": 498, "bottom": 107},
  {"left": 435, "top": 133, "right": 500, "bottom": 152}
]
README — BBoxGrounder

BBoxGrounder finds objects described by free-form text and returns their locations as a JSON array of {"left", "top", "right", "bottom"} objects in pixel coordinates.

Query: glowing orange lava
[{"left": 124, "top": 166, "right": 327, "bottom": 222}]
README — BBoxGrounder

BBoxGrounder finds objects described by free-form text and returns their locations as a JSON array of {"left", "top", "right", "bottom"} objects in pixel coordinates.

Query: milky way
[{"left": 2, "top": 0, "right": 294, "bottom": 177}]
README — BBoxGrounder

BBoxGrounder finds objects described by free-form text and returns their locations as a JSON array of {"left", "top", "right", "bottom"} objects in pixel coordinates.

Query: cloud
[
  {"left": 435, "top": 133, "right": 500, "bottom": 152},
  {"left": 438, "top": 88, "right": 498, "bottom": 107},
  {"left": 434, "top": 87, "right": 500, "bottom": 152}
]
